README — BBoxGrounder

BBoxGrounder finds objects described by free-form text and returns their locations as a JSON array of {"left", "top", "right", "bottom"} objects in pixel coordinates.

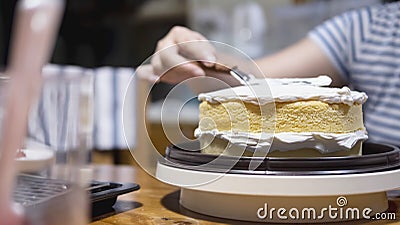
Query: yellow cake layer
[{"left": 199, "top": 100, "right": 364, "bottom": 133}]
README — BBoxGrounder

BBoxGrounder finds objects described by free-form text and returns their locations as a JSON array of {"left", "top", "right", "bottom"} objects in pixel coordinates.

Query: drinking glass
[{"left": 16, "top": 66, "right": 94, "bottom": 225}]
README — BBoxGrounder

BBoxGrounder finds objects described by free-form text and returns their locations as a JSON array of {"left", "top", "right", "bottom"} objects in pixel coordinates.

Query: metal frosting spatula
[
  {"left": 0, "top": 0, "right": 63, "bottom": 224},
  {"left": 228, "top": 66, "right": 253, "bottom": 85},
  {"left": 201, "top": 61, "right": 332, "bottom": 87},
  {"left": 200, "top": 62, "right": 254, "bottom": 86}
]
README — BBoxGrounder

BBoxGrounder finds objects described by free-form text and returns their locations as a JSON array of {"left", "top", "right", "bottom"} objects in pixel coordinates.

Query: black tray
[
  {"left": 13, "top": 174, "right": 140, "bottom": 217},
  {"left": 161, "top": 141, "right": 400, "bottom": 176}
]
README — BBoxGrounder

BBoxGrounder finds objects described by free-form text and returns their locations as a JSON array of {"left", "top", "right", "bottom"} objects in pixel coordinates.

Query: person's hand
[{"left": 138, "top": 26, "right": 217, "bottom": 84}]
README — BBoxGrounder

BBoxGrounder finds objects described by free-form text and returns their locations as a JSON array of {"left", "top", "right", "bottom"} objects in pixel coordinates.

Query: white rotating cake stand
[{"left": 156, "top": 142, "right": 400, "bottom": 223}]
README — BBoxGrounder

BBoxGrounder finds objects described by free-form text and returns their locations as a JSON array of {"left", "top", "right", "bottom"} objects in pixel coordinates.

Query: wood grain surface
[{"left": 90, "top": 164, "right": 400, "bottom": 225}]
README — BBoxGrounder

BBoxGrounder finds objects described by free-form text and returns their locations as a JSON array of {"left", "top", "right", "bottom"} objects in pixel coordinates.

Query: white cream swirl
[
  {"left": 198, "top": 77, "right": 367, "bottom": 105},
  {"left": 195, "top": 129, "right": 368, "bottom": 154}
]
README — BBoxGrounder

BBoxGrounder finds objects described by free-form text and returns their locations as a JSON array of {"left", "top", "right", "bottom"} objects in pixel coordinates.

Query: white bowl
[{"left": 16, "top": 149, "right": 55, "bottom": 173}]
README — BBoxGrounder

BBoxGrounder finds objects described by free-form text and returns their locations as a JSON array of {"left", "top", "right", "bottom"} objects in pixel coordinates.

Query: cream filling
[
  {"left": 198, "top": 77, "right": 367, "bottom": 106},
  {"left": 195, "top": 129, "right": 368, "bottom": 154}
]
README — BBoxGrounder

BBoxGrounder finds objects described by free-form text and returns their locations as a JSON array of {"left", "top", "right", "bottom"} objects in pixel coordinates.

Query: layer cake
[{"left": 195, "top": 76, "right": 368, "bottom": 157}]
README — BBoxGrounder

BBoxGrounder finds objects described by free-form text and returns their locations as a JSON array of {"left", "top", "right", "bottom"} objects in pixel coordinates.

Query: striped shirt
[
  {"left": 309, "top": 2, "right": 400, "bottom": 146},
  {"left": 28, "top": 65, "right": 136, "bottom": 151}
]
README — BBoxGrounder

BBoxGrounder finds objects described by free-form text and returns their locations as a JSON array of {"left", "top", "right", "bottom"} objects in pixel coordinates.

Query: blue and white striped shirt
[{"left": 309, "top": 2, "right": 400, "bottom": 146}]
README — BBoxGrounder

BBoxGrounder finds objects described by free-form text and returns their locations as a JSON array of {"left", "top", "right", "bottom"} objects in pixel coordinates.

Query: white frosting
[
  {"left": 198, "top": 76, "right": 368, "bottom": 105},
  {"left": 195, "top": 129, "right": 368, "bottom": 154},
  {"left": 249, "top": 75, "right": 333, "bottom": 86}
]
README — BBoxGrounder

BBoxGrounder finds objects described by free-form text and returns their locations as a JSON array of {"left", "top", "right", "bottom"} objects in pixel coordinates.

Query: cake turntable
[{"left": 156, "top": 141, "right": 400, "bottom": 223}]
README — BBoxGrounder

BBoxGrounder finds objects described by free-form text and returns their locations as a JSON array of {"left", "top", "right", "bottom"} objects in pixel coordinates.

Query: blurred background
[
  {"left": 0, "top": 0, "right": 388, "bottom": 164},
  {"left": 1, "top": 0, "right": 388, "bottom": 69}
]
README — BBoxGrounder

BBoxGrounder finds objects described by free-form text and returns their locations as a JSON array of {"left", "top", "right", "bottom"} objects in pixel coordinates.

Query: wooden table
[{"left": 90, "top": 164, "right": 400, "bottom": 225}]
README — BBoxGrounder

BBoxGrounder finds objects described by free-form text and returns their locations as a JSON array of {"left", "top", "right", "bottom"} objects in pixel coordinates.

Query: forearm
[
  {"left": 255, "top": 37, "right": 346, "bottom": 86},
  {"left": 144, "top": 25, "right": 348, "bottom": 93},
  {"left": 188, "top": 37, "right": 346, "bottom": 94}
]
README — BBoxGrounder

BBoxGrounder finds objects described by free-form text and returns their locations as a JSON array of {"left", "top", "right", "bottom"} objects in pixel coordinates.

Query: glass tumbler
[{"left": 16, "top": 66, "right": 94, "bottom": 225}]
